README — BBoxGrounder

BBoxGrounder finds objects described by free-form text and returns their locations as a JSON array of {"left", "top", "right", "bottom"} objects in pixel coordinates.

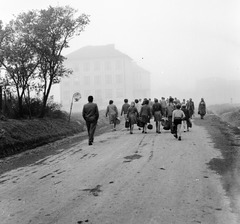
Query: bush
[{"left": 2, "top": 96, "right": 67, "bottom": 119}]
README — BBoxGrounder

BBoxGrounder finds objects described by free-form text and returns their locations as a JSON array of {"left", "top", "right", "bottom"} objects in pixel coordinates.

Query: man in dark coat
[{"left": 82, "top": 96, "right": 99, "bottom": 145}]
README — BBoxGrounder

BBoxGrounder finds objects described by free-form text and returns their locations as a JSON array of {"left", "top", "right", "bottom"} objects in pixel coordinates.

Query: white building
[{"left": 60, "top": 44, "right": 151, "bottom": 112}]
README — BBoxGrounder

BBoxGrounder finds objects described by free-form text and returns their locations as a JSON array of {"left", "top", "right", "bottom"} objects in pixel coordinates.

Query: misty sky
[{"left": 1, "top": 0, "right": 240, "bottom": 100}]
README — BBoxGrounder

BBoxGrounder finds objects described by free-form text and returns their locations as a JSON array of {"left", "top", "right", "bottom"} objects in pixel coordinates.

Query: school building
[{"left": 60, "top": 44, "right": 151, "bottom": 112}]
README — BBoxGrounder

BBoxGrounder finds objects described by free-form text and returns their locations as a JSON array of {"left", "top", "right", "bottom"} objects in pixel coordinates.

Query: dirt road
[{"left": 0, "top": 118, "right": 239, "bottom": 224}]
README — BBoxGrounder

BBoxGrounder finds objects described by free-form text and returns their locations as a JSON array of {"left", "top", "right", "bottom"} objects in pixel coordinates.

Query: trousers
[{"left": 86, "top": 121, "right": 97, "bottom": 143}]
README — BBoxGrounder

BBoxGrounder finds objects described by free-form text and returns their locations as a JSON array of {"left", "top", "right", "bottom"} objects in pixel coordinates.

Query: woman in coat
[
  {"left": 139, "top": 99, "right": 151, "bottom": 133},
  {"left": 106, "top": 100, "right": 118, "bottom": 131},
  {"left": 127, "top": 102, "right": 139, "bottom": 134},
  {"left": 198, "top": 98, "right": 206, "bottom": 119}
]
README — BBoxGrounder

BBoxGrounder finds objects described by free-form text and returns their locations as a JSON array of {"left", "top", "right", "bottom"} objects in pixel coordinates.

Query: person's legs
[
  {"left": 130, "top": 124, "right": 134, "bottom": 134},
  {"left": 178, "top": 123, "right": 182, "bottom": 140},
  {"left": 124, "top": 114, "right": 129, "bottom": 130},
  {"left": 155, "top": 121, "right": 158, "bottom": 133},
  {"left": 89, "top": 121, "right": 97, "bottom": 144},
  {"left": 86, "top": 122, "right": 91, "bottom": 144},
  {"left": 182, "top": 120, "right": 187, "bottom": 132}
]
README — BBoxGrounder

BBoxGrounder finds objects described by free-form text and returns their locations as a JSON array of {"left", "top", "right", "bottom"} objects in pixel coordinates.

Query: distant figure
[
  {"left": 160, "top": 97, "right": 167, "bottom": 117},
  {"left": 182, "top": 99, "right": 186, "bottom": 105},
  {"left": 187, "top": 98, "right": 195, "bottom": 118},
  {"left": 135, "top": 99, "right": 142, "bottom": 130},
  {"left": 140, "top": 99, "right": 151, "bottom": 133},
  {"left": 172, "top": 104, "right": 185, "bottom": 141},
  {"left": 152, "top": 98, "right": 162, "bottom": 133},
  {"left": 135, "top": 99, "right": 142, "bottom": 113},
  {"left": 127, "top": 102, "right": 139, "bottom": 134},
  {"left": 181, "top": 104, "right": 191, "bottom": 132},
  {"left": 166, "top": 97, "right": 175, "bottom": 131},
  {"left": 198, "top": 98, "right": 206, "bottom": 119},
  {"left": 121, "top": 99, "right": 130, "bottom": 130},
  {"left": 106, "top": 100, "right": 118, "bottom": 131},
  {"left": 82, "top": 96, "right": 99, "bottom": 145}
]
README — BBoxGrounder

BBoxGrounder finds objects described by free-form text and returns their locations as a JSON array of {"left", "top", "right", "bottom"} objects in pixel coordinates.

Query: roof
[{"left": 66, "top": 44, "right": 132, "bottom": 60}]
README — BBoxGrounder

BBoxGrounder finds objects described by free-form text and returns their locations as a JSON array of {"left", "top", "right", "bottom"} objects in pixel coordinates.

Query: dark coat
[
  {"left": 82, "top": 102, "right": 99, "bottom": 123},
  {"left": 198, "top": 101, "right": 206, "bottom": 115}
]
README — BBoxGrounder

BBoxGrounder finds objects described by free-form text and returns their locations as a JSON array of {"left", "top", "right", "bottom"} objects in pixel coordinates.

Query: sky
[{"left": 1, "top": 0, "right": 240, "bottom": 103}]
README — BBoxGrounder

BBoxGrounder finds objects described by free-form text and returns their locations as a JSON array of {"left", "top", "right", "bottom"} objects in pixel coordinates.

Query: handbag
[
  {"left": 162, "top": 119, "right": 170, "bottom": 130},
  {"left": 116, "top": 117, "right": 121, "bottom": 124},
  {"left": 137, "top": 117, "right": 144, "bottom": 127},
  {"left": 147, "top": 123, "right": 153, "bottom": 130}
]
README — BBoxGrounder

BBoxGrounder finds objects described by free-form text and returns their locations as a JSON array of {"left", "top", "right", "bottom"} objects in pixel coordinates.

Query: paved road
[{"left": 0, "top": 121, "right": 239, "bottom": 224}]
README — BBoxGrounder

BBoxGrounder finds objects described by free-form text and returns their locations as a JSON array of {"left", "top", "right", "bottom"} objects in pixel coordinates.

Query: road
[{"left": 0, "top": 119, "right": 239, "bottom": 224}]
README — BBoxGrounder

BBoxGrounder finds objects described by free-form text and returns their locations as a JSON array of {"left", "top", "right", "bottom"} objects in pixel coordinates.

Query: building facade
[{"left": 60, "top": 44, "right": 151, "bottom": 112}]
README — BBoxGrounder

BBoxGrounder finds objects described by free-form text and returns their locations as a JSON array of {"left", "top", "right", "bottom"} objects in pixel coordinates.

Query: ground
[{"left": 0, "top": 113, "right": 240, "bottom": 224}]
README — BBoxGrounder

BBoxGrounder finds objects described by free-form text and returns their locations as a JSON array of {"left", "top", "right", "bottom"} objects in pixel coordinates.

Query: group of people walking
[{"left": 82, "top": 95, "right": 206, "bottom": 145}]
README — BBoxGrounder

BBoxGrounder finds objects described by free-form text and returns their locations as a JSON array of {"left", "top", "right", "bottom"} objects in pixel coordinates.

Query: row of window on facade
[
  {"left": 62, "top": 89, "right": 125, "bottom": 102},
  {"left": 72, "top": 60, "right": 124, "bottom": 73},
  {"left": 65, "top": 73, "right": 125, "bottom": 85}
]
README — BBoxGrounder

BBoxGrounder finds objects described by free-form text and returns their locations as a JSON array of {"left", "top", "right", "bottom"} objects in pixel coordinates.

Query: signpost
[{"left": 69, "top": 92, "right": 81, "bottom": 122}]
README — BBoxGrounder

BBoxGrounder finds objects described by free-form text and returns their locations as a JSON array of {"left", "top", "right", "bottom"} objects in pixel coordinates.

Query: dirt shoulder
[{"left": 194, "top": 114, "right": 240, "bottom": 215}]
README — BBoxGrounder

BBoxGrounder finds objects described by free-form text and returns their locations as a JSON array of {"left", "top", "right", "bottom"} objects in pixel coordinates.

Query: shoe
[
  {"left": 142, "top": 130, "right": 144, "bottom": 133},
  {"left": 174, "top": 134, "right": 178, "bottom": 139},
  {"left": 184, "top": 130, "right": 186, "bottom": 132},
  {"left": 158, "top": 131, "right": 161, "bottom": 134},
  {"left": 89, "top": 142, "right": 93, "bottom": 145},
  {"left": 178, "top": 136, "right": 181, "bottom": 141},
  {"left": 130, "top": 131, "right": 133, "bottom": 134},
  {"left": 145, "top": 132, "right": 147, "bottom": 134}
]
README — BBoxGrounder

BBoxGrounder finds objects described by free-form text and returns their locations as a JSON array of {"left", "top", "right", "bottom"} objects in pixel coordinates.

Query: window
[
  {"left": 94, "top": 75, "right": 101, "bottom": 85},
  {"left": 94, "top": 61, "right": 101, "bottom": 71},
  {"left": 105, "top": 74, "right": 112, "bottom": 84},
  {"left": 104, "top": 61, "right": 111, "bottom": 71},
  {"left": 84, "top": 76, "right": 91, "bottom": 85},
  {"left": 116, "top": 74, "right": 123, "bottom": 84},
  {"left": 115, "top": 60, "right": 122, "bottom": 70}
]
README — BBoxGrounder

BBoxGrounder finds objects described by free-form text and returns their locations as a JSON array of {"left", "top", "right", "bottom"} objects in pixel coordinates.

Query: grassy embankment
[{"left": 0, "top": 111, "right": 109, "bottom": 158}]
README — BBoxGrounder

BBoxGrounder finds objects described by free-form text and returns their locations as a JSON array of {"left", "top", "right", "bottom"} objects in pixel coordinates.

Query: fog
[{"left": 1, "top": 0, "right": 240, "bottom": 105}]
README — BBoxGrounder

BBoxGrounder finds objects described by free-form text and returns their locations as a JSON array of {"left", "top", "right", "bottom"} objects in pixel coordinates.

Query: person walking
[
  {"left": 181, "top": 104, "right": 191, "bottom": 132},
  {"left": 160, "top": 97, "right": 167, "bottom": 117},
  {"left": 152, "top": 98, "right": 162, "bottom": 133},
  {"left": 166, "top": 97, "right": 175, "bottom": 132},
  {"left": 127, "top": 102, "right": 139, "bottom": 134},
  {"left": 82, "top": 95, "right": 99, "bottom": 145},
  {"left": 172, "top": 104, "right": 185, "bottom": 141},
  {"left": 121, "top": 99, "right": 130, "bottom": 130},
  {"left": 135, "top": 99, "right": 142, "bottom": 130},
  {"left": 187, "top": 98, "right": 195, "bottom": 119},
  {"left": 139, "top": 99, "right": 151, "bottom": 133},
  {"left": 106, "top": 100, "right": 118, "bottom": 131},
  {"left": 198, "top": 98, "right": 206, "bottom": 119}
]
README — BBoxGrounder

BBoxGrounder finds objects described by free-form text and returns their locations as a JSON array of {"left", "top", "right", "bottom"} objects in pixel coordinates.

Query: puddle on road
[
  {"left": 123, "top": 154, "right": 142, "bottom": 163},
  {"left": 82, "top": 185, "right": 102, "bottom": 197}
]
